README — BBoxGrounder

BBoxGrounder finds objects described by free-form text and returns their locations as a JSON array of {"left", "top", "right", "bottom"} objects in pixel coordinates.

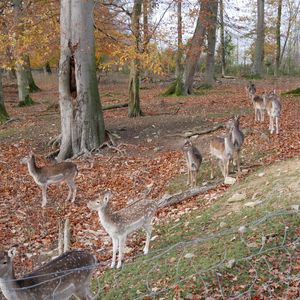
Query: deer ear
[
  {"left": 7, "top": 248, "right": 16, "bottom": 258},
  {"left": 103, "top": 190, "right": 112, "bottom": 204}
]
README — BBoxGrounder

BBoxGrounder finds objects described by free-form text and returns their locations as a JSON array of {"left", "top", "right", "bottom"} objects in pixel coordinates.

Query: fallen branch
[
  {"left": 103, "top": 103, "right": 128, "bottom": 111},
  {"left": 158, "top": 179, "right": 223, "bottom": 209},
  {"left": 168, "top": 124, "right": 224, "bottom": 138},
  {"left": 1, "top": 117, "right": 21, "bottom": 127}
]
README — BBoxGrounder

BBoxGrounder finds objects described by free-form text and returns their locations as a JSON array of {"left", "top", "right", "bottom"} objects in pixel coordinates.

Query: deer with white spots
[
  {"left": 0, "top": 249, "right": 96, "bottom": 300},
  {"left": 88, "top": 190, "right": 157, "bottom": 269},
  {"left": 21, "top": 152, "right": 78, "bottom": 208}
]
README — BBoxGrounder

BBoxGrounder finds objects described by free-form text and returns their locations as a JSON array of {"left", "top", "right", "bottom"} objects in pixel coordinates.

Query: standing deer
[
  {"left": 226, "top": 115, "right": 244, "bottom": 173},
  {"left": 262, "top": 90, "right": 282, "bottom": 134},
  {"left": 251, "top": 94, "right": 265, "bottom": 122},
  {"left": 210, "top": 126, "right": 234, "bottom": 180},
  {"left": 182, "top": 140, "right": 202, "bottom": 187},
  {"left": 21, "top": 152, "right": 78, "bottom": 208},
  {"left": 0, "top": 249, "right": 96, "bottom": 300},
  {"left": 87, "top": 190, "right": 157, "bottom": 269},
  {"left": 245, "top": 81, "right": 256, "bottom": 98}
]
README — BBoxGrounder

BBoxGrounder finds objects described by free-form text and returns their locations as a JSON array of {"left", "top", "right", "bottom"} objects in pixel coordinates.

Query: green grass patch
[
  {"left": 281, "top": 87, "right": 300, "bottom": 96},
  {"left": 94, "top": 158, "right": 300, "bottom": 299}
]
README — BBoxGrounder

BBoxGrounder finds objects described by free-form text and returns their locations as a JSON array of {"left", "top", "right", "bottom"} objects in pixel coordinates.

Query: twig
[{"left": 168, "top": 124, "right": 224, "bottom": 138}]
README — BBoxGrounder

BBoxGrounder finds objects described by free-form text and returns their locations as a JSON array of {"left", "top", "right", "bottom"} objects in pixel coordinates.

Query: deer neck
[
  {"left": 27, "top": 156, "right": 40, "bottom": 178},
  {"left": 97, "top": 206, "right": 114, "bottom": 227}
]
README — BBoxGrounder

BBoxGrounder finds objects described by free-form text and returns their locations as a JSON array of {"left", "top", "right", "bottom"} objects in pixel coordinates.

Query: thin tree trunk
[
  {"left": 57, "top": 0, "right": 105, "bottom": 160},
  {"left": 24, "top": 54, "right": 41, "bottom": 92},
  {"left": 183, "top": 0, "right": 209, "bottom": 94},
  {"left": 0, "top": 72, "right": 9, "bottom": 123},
  {"left": 128, "top": 0, "right": 143, "bottom": 118},
  {"left": 254, "top": 0, "right": 265, "bottom": 77},
  {"left": 220, "top": 0, "right": 226, "bottom": 77},
  {"left": 274, "top": 0, "right": 282, "bottom": 77},
  {"left": 204, "top": 0, "right": 218, "bottom": 86}
]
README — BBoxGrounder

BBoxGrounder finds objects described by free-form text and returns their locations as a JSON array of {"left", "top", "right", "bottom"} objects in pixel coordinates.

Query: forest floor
[{"left": 0, "top": 73, "right": 300, "bottom": 299}]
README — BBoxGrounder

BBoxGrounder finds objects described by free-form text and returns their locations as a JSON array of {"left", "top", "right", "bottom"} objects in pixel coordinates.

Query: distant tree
[
  {"left": 0, "top": 72, "right": 9, "bottom": 123},
  {"left": 219, "top": 0, "right": 226, "bottom": 77},
  {"left": 203, "top": 0, "right": 218, "bottom": 86},
  {"left": 274, "top": 0, "right": 282, "bottom": 76},
  {"left": 254, "top": 0, "right": 265, "bottom": 77}
]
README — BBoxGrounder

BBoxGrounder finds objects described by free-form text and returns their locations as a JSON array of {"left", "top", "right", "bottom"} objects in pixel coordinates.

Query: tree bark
[
  {"left": 0, "top": 73, "right": 9, "bottom": 123},
  {"left": 128, "top": 0, "right": 143, "bottom": 117},
  {"left": 57, "top": 0, "right": 105, "bottom": 160},
  {"left": 220, "top": 0, "right": 226, "bottom": 77},
  {"left": 13, "top": 0, "right": 34, "bottom": 106},
  {"left": 204, "top": 0, "right": 218, "bottom": 86},
  {"left": 274, "top": 0, "right": 282, "bottom": 77},
  {"left": 254, "top": 0, "right": 265, "bottom": 77},
  {"left": 183, "top": 0, "right": 209, "bottom": 94},
  {"left": 24, "top": 54, "right": 41, "bottom": 92}
]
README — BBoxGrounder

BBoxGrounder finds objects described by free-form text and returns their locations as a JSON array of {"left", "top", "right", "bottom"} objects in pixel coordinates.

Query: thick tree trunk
[
  {"left": 204, "top": 0, "right": 218, "bottom": 86},
  {"left": 0, "top": 73, "right": 9, "bottom": 123},
  {"left": 57, "top": 0, "right": 105, "bottom": 160},
  {"left": 24, "top": 54, "right": 41, "bottom": 92},
  {"left": 183, "top": 0, "right": 209, "bottom": 94},
  {"left": 128, "top": 0, "right": 143, "bottom": 118},
  {"left": 275, "top": 0, "right": 282, "bottom": 76},
  {"left": 254, "top": 0, "right": 265, "bottom": 77},
  {"left": 220, "top": 0, "right": 226, "bottom": 77},
  {"left": 16, "top": 63, "right": 34, "bottom": 106}
]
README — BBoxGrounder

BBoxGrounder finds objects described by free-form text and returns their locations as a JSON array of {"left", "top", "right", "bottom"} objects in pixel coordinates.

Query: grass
[{"left": 93, "top": 157, "right": 300, "bottom": 299}]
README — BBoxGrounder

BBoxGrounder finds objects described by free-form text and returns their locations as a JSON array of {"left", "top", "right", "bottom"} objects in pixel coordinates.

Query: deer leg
[
  {"left": 224, "top": 159, "right": 229, "bottom": 179},
  {"left": 276, "top": 116, "right": 279, "bottom": 134},
  {"left": 143, "top": 223, "right": 153, "bottom": 255},
  {"left": 187, "top": 168, "right": 191, "bottom": 186},
  {"left": 66, "top": 180, "right": 76, "bottom": 202},
  {"left": 254, "top": 108, "right": 257, "bottom": 121},
  {"left": 75, "top": 286, "right": 94, "bottom": 300},
  {"left": 111, "top": 237, "right": 118, "bottom": 268},
  {"left": 41, "top": 185, "right": 47, "bottom": 208},
  {"left": 261, "top": 109, "right": 264, "bottom": 122},
  {"left": 270, "top": 116, "right": 274, "bottom": 134},
  {"left": 117, "top": 235, "right": 126, "bottom": 269},
  {"left": 237, "top": 149, "right": 241, "bottom": 173}
]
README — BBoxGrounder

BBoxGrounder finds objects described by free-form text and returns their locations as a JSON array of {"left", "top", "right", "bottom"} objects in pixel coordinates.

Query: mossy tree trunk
[
  {"left": 203, "top": 0, "right": 218, "bottom": 87},
  {"left": 57, "top": 0, "right": 105, "bottom": 160},
  {"left": 0, "top": 73, "right": 9, "bottom": 123},
  {"left": 220, "top": 0, "right": 226, "bottom": 77},
  {"left": 183, "top": 0, "right": 209, "bottom": 94},
  {"left": 274, "top": 0, "right": 282, "bottom": 77},
  {"left": 16, "top": 63, "right": 34, "bottom": 107},
  {"left": 128, "top": 0, "right": 143, "bottom": 118},
  {"left": 24, "top": 54, "right": 41, "bottom": 92}
]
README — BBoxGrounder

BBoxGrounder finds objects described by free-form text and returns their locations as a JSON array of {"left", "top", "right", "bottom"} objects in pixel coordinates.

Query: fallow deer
[
  {"left": 87, "top": 190, "right": 157, "bottom": 269},
  {"left": 21, "top": 152, "right": 78, "bottom": 208}
]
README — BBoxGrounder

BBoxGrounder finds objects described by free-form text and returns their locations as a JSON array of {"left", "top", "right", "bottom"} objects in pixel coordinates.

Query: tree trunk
[
  {"left": 274, "top": 0, "right": 282, "bottom": 77},
  {"left": 0, "top": 73, "right": 9, "bottom": 123},
  {"left": 13, "top": 0, "right": 34, "bottom": 107},
  {"left": 219, "top": 0, "right": 226, "bottom": 77},
  {"left": 24, "top": 54, "right": 41, "bottom": 92},
  {"left": 128, "top": 0, "right": 143, "bottom": 118},
  {"left": 254, "top": 0, "right": 265, "bottom": 77},
  {"left": 183, "top": 0, "right": 209, "bottom": 94},
  {"left": 57, "top": 0, "right": 105, "bottom": 160},
  {"left": 203, "top": 0, "right": 218, "bottom": 87}
]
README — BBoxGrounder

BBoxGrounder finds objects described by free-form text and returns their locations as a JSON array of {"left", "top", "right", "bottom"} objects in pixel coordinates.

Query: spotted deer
[
  {"left": 245, "top": 81, "right": 256, "bottom": 98},
  {"left": 262, "top": 90, "right": 282, "bottom": 134},
  {"left": 226, "top": 115, "right": 244, "bottom": 173},
  {"left": 88, "top": 190, "right": 157, "bottom": 269},
  {"left": 182, "top": 140, "right": 202, "bottom": 187},
  {"left": 0, "top": 249, "right": 96, "bottom": 300},
  {"left": 251, "top": 94, "right": 265, "bottom": 122},
  {"left": 21, "top": 152, "right": 78, "bottom": 208},
  {"left": 210, "top": 126, "right": 234, "bottom": 180}
]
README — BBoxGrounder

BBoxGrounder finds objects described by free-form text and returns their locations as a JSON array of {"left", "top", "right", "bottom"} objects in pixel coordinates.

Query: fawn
[
  {"left": 251, "top": 94, "right": 265, "bottom": 122},
  {"left": 182, "top": 140, "right": 202, "bottom": 187},
  {"left": 246, "top": 81, "right": 256, "bottom": 98},
  {"left": 226, "top": 115, "right": 244, "bottom": 173},
  {"left": 262, "top": 90, "right": 282, "bottom": 134},
  {"left": 210, "top": 126, "right": 234, "bottom": 180},
  {"left": 0, "top": 249, "right": 96, "bottom": 300},
  {"left": 88, "top": 190, "right": 157, "bottom": 269},
  {"left": 21, "top": 152, "right": 78, "bottom": 208}
]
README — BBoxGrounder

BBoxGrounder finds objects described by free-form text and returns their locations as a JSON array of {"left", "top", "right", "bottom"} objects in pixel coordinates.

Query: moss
[
  {"left": 281, "top": 87, "right": 300, "bottom": 96},
  {"left": 18, "top": 95, "right": 36, "bottom": 107},
  {"left": 162, "top": 78, "right": 185, "bottom": 96},
  {"left": 0, "top": 103, "right": 9, "bottom": 123}
]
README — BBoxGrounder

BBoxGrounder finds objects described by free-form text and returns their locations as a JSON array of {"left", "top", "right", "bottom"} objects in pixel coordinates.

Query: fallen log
[
  {"left": 158, "top": 179, "right": 223, "bottom": 209},
  {"left": 168, "top": 124, "right": 224, "bottom": 138},
  {"left": 103, "top": 103, "right": 128, "bottom": 110}
]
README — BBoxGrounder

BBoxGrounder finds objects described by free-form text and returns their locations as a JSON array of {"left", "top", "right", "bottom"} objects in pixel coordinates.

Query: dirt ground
[{"left": 0, "top": 73, "right": 300, "bottom": 277}]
